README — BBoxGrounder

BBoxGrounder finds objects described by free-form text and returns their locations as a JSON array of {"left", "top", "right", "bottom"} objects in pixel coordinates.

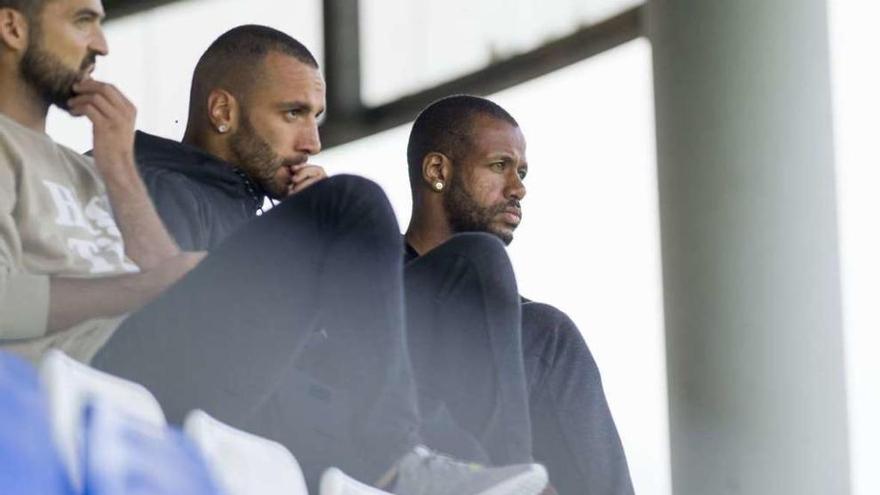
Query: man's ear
[
  {"left": 206, "top": 89, "right": 239, "bottom": 134},
  {"left": 0, "top": 8, "right": 30, "bottom": 53},
  {"left": 422, "top": 152, "right": 452, "bottom": 192}
]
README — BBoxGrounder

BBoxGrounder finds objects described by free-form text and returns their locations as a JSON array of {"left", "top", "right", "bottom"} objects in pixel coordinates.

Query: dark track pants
[
  {"left": 522, "top": 302, "right": 634, "bottom": 495},
  {"left": 405, "top": 234, "right": 533, "bottom": 466},
  {"left": 94, "top": 176, "right": 420, "bottom": 489},
  {"left": 93, "top": 176, "right": 534, "bottom": 490}
]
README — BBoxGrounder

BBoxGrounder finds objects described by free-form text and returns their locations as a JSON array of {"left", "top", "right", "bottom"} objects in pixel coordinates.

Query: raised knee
[
  {"left": 306, "top": 174, "right": 392, "bottom": 219},
  {"left": 433, "top": 233, "right": 516, "bottom": 293},
  {"left": 325, "top": 174, "right": 386, "bottom": 203},
  {"left": 443, "top": 232, "right": 508, "bottom": 261}
]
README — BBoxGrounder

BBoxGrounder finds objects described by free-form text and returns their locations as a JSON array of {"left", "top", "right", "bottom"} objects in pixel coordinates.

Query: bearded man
[
  {"left": 404, "top": 95, "right": 635, "bottom": 495},
  {"left": 133, "top": 25, "right": 328, "bottom": 250}
]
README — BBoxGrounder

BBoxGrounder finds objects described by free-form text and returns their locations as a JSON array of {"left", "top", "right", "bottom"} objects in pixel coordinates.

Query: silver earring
[
  {"left": 217, "top": 124, "right": 229, "bottom": 133},
  {"left": 434, "top": 181, "right": 444, "bottom": 191}
]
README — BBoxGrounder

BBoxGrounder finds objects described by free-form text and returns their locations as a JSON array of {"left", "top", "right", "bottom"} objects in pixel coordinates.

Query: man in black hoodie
[
  {"left": 134, "top": 89, "right": 328, "bottom": 250},
  {"left": 130, "top": 24, "right": 544, "bottom": 494},
  {"left": 403, "top": 95, "right": 635, "bottom": 495},
  {"left": 134, "top": 130, "right": 278, "bottom": 251}
]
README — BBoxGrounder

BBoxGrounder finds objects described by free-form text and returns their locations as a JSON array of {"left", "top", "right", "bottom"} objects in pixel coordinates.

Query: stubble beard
[
  {"left": 443, "top": 173, "right": 516, "bottom": 245},
  {"left": 228, "top": 115, "right": 289, "bottom": 200},
  {"left": 20, "top": 26, "right": 95, "bottom": 111}
]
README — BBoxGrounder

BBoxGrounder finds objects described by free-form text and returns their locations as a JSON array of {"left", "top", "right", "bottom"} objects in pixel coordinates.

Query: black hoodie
[{"left": 134, "top": 131, "right": 266, "bottom": 251}]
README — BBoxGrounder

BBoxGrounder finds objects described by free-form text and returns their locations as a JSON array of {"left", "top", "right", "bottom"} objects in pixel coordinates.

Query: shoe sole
[
  {"left": 474, "top": 464, "right": 548, "bottom": 495},
  {"left": 321, "top": 467, "right": 393, "bottom": 495},
  {"left": 320, "top": 463, "right": 548, "bottom": 495}
]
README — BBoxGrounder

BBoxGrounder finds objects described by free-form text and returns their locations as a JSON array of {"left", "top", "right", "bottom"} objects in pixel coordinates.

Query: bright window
[
  {"left": 829, "top": 2, "right": 880, "bottom": 494},
  {"left": 360, "top": 0, "right": 642, "bottom": 105}
]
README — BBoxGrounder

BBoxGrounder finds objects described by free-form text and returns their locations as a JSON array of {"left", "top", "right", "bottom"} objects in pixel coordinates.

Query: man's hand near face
[
  {"left": 287, "top": 163, "right": 327, "bottom": 196},
  {"left": 68, "top": 79, "right": 136, "bottom": 172},
  {"left": 67, "top": 78, "right": 181, "bottom": 271}
]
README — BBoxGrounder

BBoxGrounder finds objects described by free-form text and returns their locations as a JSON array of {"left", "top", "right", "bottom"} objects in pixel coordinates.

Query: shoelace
[{"left": 375, "top": 447, "right": 486, "bottom": 491}]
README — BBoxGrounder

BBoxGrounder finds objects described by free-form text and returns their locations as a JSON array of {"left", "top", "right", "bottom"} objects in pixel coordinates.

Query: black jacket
[{"left": 135, "top": 131, "right": 266, "bottom": 251}]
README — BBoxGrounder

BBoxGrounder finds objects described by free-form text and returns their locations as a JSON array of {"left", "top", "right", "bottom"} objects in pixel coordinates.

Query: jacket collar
[{"left": 134, "top": 130, "right": 267, "bottom": 212}]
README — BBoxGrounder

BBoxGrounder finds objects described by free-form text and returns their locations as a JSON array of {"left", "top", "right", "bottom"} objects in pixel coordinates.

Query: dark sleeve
[
  {"left": 140, "top": 169, "right": 207, "bottom": 252},
  {"left": 521, "top": 302, "right": 634, "bottom": 495}
]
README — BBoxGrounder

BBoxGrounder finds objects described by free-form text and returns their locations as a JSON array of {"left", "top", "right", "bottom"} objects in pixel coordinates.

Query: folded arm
[{"left": 47, "top": 251, "right": 205, "bottom": 334}]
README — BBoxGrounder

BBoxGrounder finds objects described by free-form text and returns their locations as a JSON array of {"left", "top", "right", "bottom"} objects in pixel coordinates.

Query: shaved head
[
  {"left": 187, "top": 24, "right": 318, "bottom": 126},
  {"left": 407, "top": 95, "right": 519, "bottom": 192},
  {"left": 0, "top": 0, "right": 48, "bottom": 21}
]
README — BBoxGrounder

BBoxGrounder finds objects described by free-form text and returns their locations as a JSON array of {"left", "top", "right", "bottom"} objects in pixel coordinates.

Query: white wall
[{"left": 828, "top": 2, "right": 880, "bottom": 495}]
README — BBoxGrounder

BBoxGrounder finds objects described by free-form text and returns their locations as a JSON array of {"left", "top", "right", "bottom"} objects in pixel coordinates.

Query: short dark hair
[
  {"left": 407, "top": 95, "right": 519, "bottom": 189},
  {"left": 197, "top": 24, "right": 317, "bottom": 72},
  {"left": 0, "top": 0, "right": 47, "bottom": 22},
  {"left": 188, "top": 25, "right": 318, "bottom": 122}
]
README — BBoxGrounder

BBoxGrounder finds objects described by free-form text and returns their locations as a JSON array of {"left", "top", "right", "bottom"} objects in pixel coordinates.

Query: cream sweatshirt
[{"left": 0, "top": 112, "right": 137, "bottom": 363}]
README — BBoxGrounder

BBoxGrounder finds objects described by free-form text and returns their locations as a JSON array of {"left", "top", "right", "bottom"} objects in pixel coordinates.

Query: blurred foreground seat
[
  {"left": 0, "top": 350, "right": 393, "bottom": 495},
  {"left": 40, "top": 349, "right": 166, "bottom": 492},
  {"left": 0, "top": 352, "right": 72, "bottom": 495},
  {"left": 184, "top": 409, "right": 309, "bottom": 495},
  {"left": 84, "top": 400, "right": 221, "bottom": 495}
]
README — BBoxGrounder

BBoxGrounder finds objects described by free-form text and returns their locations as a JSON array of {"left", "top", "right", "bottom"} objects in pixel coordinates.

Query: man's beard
[
  {"left": 228, "top": 115, "right": 301, "bottom": 200},
  {"left": 20, "top": 30, "right": 95, "bottom": 110},
  {"left": 443, "top": 173, "right": 519, "bottom": 245}
]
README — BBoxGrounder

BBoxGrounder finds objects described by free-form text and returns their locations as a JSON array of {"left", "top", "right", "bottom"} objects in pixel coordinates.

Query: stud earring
[
  {"left": 217, "top": 124, "right": 229, "bottom": 133},
  {"left": 433, "top": 181, "right": 445, "bottom": 192}
]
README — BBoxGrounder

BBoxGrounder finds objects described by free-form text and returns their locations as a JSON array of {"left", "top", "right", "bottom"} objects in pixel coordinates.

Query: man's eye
[
  {"left": 75, "top": 14, "right": 99, "bottom": 25},
  {"left": 491, "top": 162, "right": 505, "bottom": 171},
  {"left": 518, "top": 169, "right": 527, "bottom": 180},
  {"left": 285, "top": 109, "right": 302, "bottom": 119}
]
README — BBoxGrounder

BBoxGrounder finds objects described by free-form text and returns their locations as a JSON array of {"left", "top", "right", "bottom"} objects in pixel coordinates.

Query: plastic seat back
[
  {"left": 84, "top": 400, "right": 222, "bottom": 495},
  {"left": 40, "top": 349, "right": 166, "bottom": 491},
  {"left": 184, "top": 409, "right": 309, "bottom": 495},
  {"left": 0, "top": 352, "right": 73, "bottom": 495}
]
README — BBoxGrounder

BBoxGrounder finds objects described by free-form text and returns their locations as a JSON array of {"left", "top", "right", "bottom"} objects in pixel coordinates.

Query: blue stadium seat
[
  {"left": 82, "top": 400, "right": 223, "bottom": 495},
  {"left": 0, "top": 352, "right": 73, "bottom": 495},
  {"left": 40, "top": 349, "right": 166, "bottom": 492}
]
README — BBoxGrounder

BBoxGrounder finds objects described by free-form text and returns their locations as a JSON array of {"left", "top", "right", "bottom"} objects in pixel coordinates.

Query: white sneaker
[
  {"left": 321, "top": 467, "right": 393, "bottom": 495},
  {"left": 381, "top": 446, "right": 548, "bottom": 495}
]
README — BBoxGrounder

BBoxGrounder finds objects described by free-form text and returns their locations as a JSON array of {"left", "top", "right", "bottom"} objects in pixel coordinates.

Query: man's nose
[
  {"left": 91, "top": 28, "right": 109, "bottom": 57},
  {"left": 507, "top": 173, "right": 526, "bottom": 201},
  {"left": 297, "top": 124, "right": 322, "bottom": 156}
]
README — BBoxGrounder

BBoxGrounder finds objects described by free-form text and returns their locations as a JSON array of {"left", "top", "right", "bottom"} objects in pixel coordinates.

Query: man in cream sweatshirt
[{"left": 0, "top": 0, "right": 201, "bottom": 362}]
